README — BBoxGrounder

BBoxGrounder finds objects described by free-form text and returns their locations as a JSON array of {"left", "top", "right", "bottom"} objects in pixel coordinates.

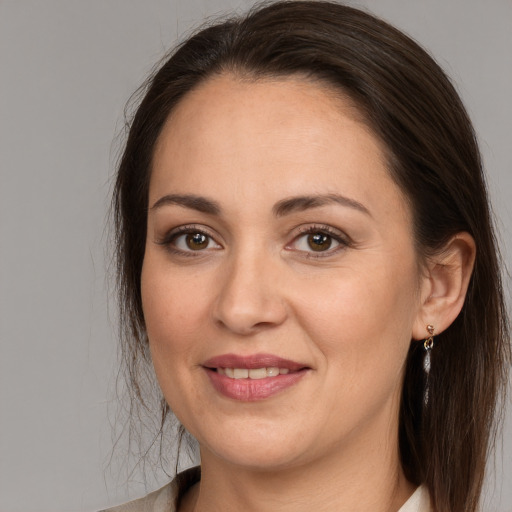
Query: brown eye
[
  {"left": 169, "top": 230, "right": 222, "bottom": 253},
  {"left": 186, "top": 233, "right": 209, "bottom": 250},
  {"left": 288, "top": 227, "right": 345, "bottom": 256},
  {"left": 307, "top": 233, "right": 332, "bottom": 251}
]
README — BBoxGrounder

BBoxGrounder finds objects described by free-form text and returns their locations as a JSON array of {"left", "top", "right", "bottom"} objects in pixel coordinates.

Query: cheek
[
  {"left": 142, "top": 255, "right": 209, "bottom": 347},
  {"left": 140, "top": 259, "right": 207, "bottom": 408},
  {"left": 301, "top": 269, "right": 419, "bottom": 435},
  {"left": 294, "top": 259, "right": 419, "bottom": 374},
  {"left": 141, "top": 262, "right": 210, "bottom": 417}
]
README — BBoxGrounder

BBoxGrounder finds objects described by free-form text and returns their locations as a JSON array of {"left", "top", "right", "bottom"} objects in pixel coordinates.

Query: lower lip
[{"left": 205, "top": 369, "right": 308, "bottom": 401}]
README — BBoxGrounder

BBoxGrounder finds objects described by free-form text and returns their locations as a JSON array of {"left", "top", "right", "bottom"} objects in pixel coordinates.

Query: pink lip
[
  {"left": 203, "top": 353, "right": 310, "bottom": 402},
  {"left": 203, "top": 353, "right": 307, "bottom": 371}
]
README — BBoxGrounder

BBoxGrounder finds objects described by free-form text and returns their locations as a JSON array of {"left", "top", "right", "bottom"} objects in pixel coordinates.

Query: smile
[
  {"left": 217, "top": 367, "right": 290, "bottom": 379},
  {"left": 203, "top": 353, "right": 310, "bottom": 401}
]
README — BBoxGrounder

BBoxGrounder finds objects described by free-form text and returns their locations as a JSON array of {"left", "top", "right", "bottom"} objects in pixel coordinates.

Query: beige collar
[{"left": 398, "top": 485, "right": 431, "bottom": 512}]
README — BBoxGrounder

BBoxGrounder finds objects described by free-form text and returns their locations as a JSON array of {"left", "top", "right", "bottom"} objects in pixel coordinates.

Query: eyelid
[
  {"left": 286, "top": 224, "right": 352, "bottom": 257},
  {"left": 156, "top": 224, "right": 223, "bottom": 255}
]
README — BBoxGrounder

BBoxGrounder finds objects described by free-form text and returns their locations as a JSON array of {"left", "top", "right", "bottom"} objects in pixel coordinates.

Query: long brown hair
[{"left": 112, "top": 2, "right": 510, "bottom": 510}]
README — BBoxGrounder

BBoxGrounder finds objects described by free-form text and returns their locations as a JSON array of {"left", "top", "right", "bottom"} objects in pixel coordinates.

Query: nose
[{"left": 212, "top": 250, "right": 288, "bottom": 335}]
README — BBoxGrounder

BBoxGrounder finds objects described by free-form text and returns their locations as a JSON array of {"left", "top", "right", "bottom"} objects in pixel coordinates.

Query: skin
[{"left": 141, "top": 75, "right": 475, "bottom": 511}]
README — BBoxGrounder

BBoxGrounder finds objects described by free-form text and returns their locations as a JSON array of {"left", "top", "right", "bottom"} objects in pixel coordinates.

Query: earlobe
[{"left": 412, "top": 232, "right": 476, "bottom": 340}]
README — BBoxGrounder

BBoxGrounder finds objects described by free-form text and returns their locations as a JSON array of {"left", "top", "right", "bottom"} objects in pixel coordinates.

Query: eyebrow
[
  {"left": 150, "top": 194, "right": 221, "bottom": 215},
  {"left": 273, "top": 193, "right": 371, "bottom": 217},
  {"left": 150, "top": 192, "right": 370, "bottom": 217}
]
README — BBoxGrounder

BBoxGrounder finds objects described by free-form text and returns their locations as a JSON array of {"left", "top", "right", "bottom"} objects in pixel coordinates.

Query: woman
[{"left": 105, "top": 2, "right": 510, "bottom": 511}]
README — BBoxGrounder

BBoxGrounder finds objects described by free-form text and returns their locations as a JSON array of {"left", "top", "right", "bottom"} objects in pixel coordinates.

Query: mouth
[
  {"left": 202, "top": 353, "right": 310, "bottom": 401},
  {"left": 216, "top": 367, "right": 291, "bottom": 379}
]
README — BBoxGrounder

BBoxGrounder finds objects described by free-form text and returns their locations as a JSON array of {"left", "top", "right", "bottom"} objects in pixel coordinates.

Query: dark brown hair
[{"left": 113, "top": 2, "right": 510, "bottom": 510}]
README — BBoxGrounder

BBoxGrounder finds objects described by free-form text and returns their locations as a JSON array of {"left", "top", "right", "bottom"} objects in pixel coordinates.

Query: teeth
[
  {"left": 218, "top": 367, "right": 293, "bottom": 379},
  {"left": 248, "top": 368, "right": 267, "bottom": 379},
  {"left": 266, "top": 367, "right": 279, "bottom": 377},
  {"left": 233, "top": 368, "right": 249, "bottom": 379}
]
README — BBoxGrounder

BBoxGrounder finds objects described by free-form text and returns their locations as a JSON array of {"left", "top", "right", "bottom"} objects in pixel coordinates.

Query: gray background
[{"left": 0, "top": 1, "right": 510, "bottom": 511}]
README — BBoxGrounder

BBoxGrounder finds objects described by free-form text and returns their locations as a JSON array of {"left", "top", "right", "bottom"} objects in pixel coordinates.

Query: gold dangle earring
[{"left": 423, "top": 324, "right": 435, "bottom": 374}]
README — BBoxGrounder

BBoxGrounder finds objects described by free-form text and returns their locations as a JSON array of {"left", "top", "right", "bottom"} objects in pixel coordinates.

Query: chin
[
  {"left": 207, "top": 443, "right": 308, "bottom": 472},
  {"left": 194, "top": 418, "right": 321, "bottom": 472}
]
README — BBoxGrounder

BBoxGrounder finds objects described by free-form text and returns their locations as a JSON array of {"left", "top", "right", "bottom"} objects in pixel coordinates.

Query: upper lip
[{"left": 203, "top": 353, "right": 308, "bottom": 371}]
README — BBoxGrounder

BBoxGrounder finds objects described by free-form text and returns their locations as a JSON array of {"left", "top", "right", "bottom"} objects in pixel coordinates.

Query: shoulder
[
  {"left": 99, "top": 467, "right": 201, "bottom": 512},
  {"left": 99, "top": 484, "right": 173, "bottom": 512}
]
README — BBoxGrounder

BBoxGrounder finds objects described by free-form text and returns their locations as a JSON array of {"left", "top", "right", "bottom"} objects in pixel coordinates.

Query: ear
[{"left": 412, "top": 232, "right": 476, "bottom": 340}]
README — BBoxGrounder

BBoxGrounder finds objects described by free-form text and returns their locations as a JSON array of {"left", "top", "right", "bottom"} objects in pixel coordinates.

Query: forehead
[
  {"left": 150, "top": 74, "right": 407, "bottom": 222},
  {"left": 154, "top": 73, "right": 373, "bottom": 163}
]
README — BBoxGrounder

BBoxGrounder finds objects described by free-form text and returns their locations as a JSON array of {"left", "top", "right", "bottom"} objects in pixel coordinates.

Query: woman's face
[{"left": 142, "top": 75, "right": 427, "bottom": 470}]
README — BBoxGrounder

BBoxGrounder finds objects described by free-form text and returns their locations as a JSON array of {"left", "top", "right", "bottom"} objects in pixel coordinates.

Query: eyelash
[
  {"left": 288, "top": 224, "right": 351, "bottom": 258},
  {"left": 156, "top": 223, "right": 351, "bottom": 258},
  {"left": 156, "top": 225, "right": 221, "bottom": 257}
]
